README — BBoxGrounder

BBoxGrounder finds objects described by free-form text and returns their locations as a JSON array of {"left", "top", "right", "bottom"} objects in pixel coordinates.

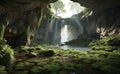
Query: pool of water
[{"left": 46, "top": 45, "right": 91, "bottom": 51}]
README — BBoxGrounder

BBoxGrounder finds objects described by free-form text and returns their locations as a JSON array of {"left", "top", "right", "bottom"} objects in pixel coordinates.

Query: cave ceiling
[
  {"left": 0, "top": 0, "right": 56, "bottom": 12},
  {"left": 0, "top": 0, "right": 120, "bottom": 14},
  {"left": 0, "top": 0, "right": 120, "bottom": 24},
  {"left": 72, "top": 0, "right": 120, "bottom": 14}
]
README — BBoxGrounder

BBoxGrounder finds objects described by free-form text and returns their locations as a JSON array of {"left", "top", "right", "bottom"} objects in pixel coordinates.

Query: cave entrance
[
  {"left": 50, "top": 0, "right": 85, "bottom": 18},
  {"left": 49, "top": 0, "right": 86, "bottom": 44}
]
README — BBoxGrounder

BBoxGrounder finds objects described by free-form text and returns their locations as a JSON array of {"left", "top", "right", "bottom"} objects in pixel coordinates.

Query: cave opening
[
  {"left": 48, "top": 0, "right": 86, "bottom": 45},
  {"left": 50, "top": 0, "right": 86, "bottom": 18}
]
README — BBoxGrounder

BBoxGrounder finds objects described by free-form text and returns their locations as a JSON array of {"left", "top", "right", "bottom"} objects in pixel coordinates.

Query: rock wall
[
  {"left": 66, "top": 0, "right": 120, "bottom": 46},
  {"left": 0, "top": 0, "right": 57, "bottom": 46},
  {"left": 72, "top": 0, "right": 120, "bottom": 13},
  {"left": 81, "top": 6, "right": 120, "bottom": 38}
]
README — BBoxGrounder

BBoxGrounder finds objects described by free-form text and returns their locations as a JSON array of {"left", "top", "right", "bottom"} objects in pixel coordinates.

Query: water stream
[{"left": 46, "top": 45, "right": 90, "bottom": 51}]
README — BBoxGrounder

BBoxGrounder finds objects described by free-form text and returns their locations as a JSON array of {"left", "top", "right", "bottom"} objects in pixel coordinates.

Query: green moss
[
  {"left": 100, "top": 65, "right": 120, "bottom": 74},
  {"left": 37, "top": 61, "right": 47, "bottom": 66},
  {"left": 89, "top": 35, "right": 120, "bottom": 51},
  {"left": 15, "top": 62, "right": 34, "bottom": 71},
  {"left": 14, "top": 71, "right": 28, "bottom": 74},
  {"left": 92, "top": 62, "right": 105, "bottom": 70},
  {"left": 0, "top": 65, "right": 7, "bottom": 74},
  {"left": 31, "top": 66, "right": 44, "bottom": 74},
  {"left": 39, "top": 50, "right": 55, "bottom": 57},
  {"left": 18, "top": 46, "right": 35, "bottom": 52},
  {"left": 26, "top": 52, "right": 38, "bottom": 58},
  {"left": 0, "top": 71, "right": 7, "bottom": 74},
  {"left": 44, "top": 63, "right": 61, "bottom": 72},
  {"left": 0, "top": 66, "right": 6, "bottom": 71},
  {"left": 1, "top": 45, "right": 119, "bottom": 74},
  {"left": 0, "top": 44, "right": 15, "bottom": 66},
  {"left": 63, "top": 63, "right": 76, "bottom": 71}
]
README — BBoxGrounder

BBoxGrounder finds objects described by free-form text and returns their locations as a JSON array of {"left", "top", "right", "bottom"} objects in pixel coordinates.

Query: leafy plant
[{"left": 0, "top": 44, "right": 15, "bottom": 66}]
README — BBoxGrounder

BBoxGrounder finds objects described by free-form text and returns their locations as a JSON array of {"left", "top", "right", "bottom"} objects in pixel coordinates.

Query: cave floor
[{"left": 1, "top": 45, "right": 120, "bottom": 74}]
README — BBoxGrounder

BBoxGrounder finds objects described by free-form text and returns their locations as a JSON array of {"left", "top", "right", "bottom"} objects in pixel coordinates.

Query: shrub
[
  {"left": 89, "top": 35, "right": 120, "bottom": 50},
  {"left": 0, "top": 44, "right": 15, "bottom": 66}
]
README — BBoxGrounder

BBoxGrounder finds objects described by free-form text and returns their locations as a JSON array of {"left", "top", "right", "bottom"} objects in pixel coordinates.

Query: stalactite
[
  {"left": 37, "top": 8, "right": 43, "bottom": 27},
  {"left": 26, "top": 24, "right": 31, "bottom": 45},
  {"left": 0, "top": 24, "right": 5, "bottom": 41}
]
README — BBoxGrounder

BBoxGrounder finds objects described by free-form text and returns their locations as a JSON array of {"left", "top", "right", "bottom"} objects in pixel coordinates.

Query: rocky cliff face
[
  {"left": 0, "top": 0, "right": 56, "bottom": 46},
  {"left": 75, "top": 0, "right": 120, "bottom": 37},
  {"left": 72, "top": 0, "right": 120, "bottom": 13}
]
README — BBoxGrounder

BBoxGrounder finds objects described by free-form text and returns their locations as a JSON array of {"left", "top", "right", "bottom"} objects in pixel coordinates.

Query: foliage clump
[
  {"left": 18, "top": 46, "right": 55, "bottom": 57},
  {"left": 89, "top": 35, "right": 120, "bottom": 51},
  {"left": 0, "top": 41, "right": 15, "bottom": 66},
  {"left": 0, "top": 65, "right": 7, "bottom": 74}
]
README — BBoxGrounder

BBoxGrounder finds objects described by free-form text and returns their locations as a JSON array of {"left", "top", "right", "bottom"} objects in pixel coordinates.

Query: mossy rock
[
  {"left": 0, "top": 71, "right": 7, "bottom": 74},
  {"left": 15, "top": 64, "right": 26, "bottom": 71},
  {"left": 0, "top": 65, "right": 6, "bottom": 71},
  {"left": 37, "top": 61, "right": 47, "bottom": 66},
  {"left": 89, "top": 35, "right": 120, "bottom": 47},
  {"left": 15, "top": 62, "right": 32, "bottom": 71},
  {"left": 30, "top": 66, "right": 44, "bottom": 74},
  {"left": 92, "top": 62, "right": 104, "bottom": 70},
  {"left": 26, "top": 52, "right": 38, "bottom": 58},
  {"left": 44, "top": 63, "right": 61, "bottom": 72},
  {"left": 39, "top": 50, "right": 55, "bottom": 57},
  {"left": 91, "top": 46, "right": 105, "bottom": 50},
  {"left": 89, "top": 35, "right": 120, "bottom": 51},
  {"left": 0, "top": 66, "right": 7, "bottom": 74},
  {"left": 58, "top": 71, "right": 68, "bottom": 74},
  {"left": 0, "top": 44, "right": 15, "bottom": 66},
  {"left": 107, "top": 35, "right": 120, "bottom": 46},
  {"left": 63, "top": 63, "right": 76, "bottom": 71},
  {"left": 0, "top": 40, "right": 6, "bottom": 45},
  {"left": 35, "top": 47, "right": 42, "bottom": 50},
  {"left": 100, "top": 65, "right": 120, "bottom": 74},
  {"left": 14, "top": 71, "right": 28, "bottom": 74},
  {"left": 19, "top": 46, "right": 36, "bottom": 52}
]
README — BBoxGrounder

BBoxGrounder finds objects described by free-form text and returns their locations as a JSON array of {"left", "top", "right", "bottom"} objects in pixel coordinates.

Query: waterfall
[
  {"left": 60, "top": 17, "right": 83, "bottom": 44},
  {"left": 45, "top": 16, "right": 83, "bottom": 44},
  {"left": 61, "top": 25, "right": 68, "bottom": 43}
]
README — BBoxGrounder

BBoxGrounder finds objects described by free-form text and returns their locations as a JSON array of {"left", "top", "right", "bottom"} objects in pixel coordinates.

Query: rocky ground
[{"left": 0, "top": 35, "right": 120, "bottom": 74}]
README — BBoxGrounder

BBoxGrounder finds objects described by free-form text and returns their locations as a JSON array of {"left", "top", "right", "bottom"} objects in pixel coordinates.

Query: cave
[{"left": 0, "top": 0, "right": 120, "bottom": 74}]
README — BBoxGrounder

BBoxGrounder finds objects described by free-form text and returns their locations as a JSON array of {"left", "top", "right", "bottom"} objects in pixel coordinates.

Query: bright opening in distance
[{"left": 51, "top": 0, "right": 86, "bottom": 18}]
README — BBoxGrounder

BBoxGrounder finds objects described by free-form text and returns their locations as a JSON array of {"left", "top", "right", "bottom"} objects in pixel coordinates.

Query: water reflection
[{"left": 46, "top": 45, "right": 90, "bottom": 50}]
